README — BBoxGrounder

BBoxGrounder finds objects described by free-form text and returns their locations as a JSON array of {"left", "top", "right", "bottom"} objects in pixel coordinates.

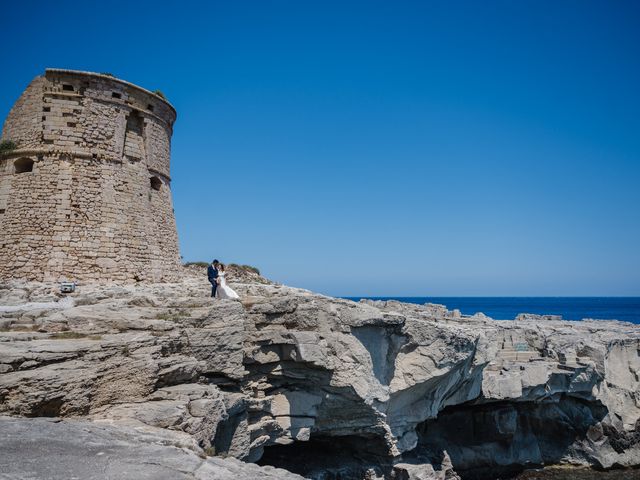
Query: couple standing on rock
[{"left": 207, "top": 259, "right": 240, "bottom": 300}]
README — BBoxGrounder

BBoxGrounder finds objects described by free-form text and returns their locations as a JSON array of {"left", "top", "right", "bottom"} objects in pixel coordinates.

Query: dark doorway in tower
[
  {"left": 14, "top": 157, "right": 34, "bottom": 174},
  {"left": 125, "top": 111, "right": 144, "bottom": 137},
  {"left": 150, "top": 176, "right": 162, "bottom": 191},
  {"left": 123, "top": 111, "right": 145, "bottom": 161}
]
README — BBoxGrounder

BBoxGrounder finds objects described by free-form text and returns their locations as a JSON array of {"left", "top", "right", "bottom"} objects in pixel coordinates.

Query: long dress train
[{"left": 216, "top": 272, "right": 240, "bottom": 300}]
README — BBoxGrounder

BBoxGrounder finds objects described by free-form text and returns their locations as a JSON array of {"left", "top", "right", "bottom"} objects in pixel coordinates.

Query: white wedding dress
[{"left": 216, "top": 271, "right": 240, "bottom": 300}]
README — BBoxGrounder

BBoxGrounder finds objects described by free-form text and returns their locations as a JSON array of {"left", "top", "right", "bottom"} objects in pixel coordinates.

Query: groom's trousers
[{"left": 210, "top": 282, "right": 217, "bottom": 297}]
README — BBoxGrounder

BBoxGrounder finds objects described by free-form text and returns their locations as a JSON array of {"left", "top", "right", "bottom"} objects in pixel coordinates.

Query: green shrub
[
  {"left": 184, "top": 261, "right": 209, "bottom": 268},
  {"left": 184, "top": 261, "right": 261, "bottom": 275},
  {"left": 101, "top": 72, "right": 115, "bottom": 77},
  {"left": 0, "top": 139, "right": 17, "bottom": 156},
  {"left": 153, "top": 89, "right": 166, "bottom": 99},
  {"left": 242, "top": 265, "right": 260, "bottom": 275},
  {"left": 229, "top": 263, "right": 260, "bottom": 275}
]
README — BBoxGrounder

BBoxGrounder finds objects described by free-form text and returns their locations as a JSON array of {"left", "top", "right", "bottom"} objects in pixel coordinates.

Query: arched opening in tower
[
  {"left": 123, "top": 111, "right": 145, "bottom": 160},
  {"left": 14, "top": 157, "right": 34, "bottom": 174},
  {"left": 150, "top": 176, "right": 162, "bottom": 191}
]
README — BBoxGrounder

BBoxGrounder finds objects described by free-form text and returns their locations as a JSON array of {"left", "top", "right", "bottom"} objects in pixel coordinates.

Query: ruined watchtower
[{"left": 0, "top": 69, "right": 181, "bottom": 282}]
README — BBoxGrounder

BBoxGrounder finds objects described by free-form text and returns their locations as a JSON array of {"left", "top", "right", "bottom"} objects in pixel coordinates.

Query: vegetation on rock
[
  {"left": 0, "top": 139, "right": 17, "bottom": 156},
  {"left": 184, "top": 261, "right": 260, "bottom": 276},
  {"left": 229, "top": 264, "right": 260, "bottom": 275},
  {"left": 184, "top": 261, "right": 209, "bottom": 268},
  {"left": 49, "top": 331, "right": 100, "bottom": 340}
]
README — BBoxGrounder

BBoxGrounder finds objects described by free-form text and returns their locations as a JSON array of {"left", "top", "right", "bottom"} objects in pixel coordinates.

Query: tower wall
[{"left": 0, "top": 69, "right": 181, "bottom": 282}]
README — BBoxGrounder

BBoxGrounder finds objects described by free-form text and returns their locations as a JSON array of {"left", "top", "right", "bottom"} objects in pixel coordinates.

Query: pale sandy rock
[
  {"left": 0, "top": 416, "right": 303, "bottom": 480},
  {"left": 1, "top": 277, "right": 640, "bottom": 478}
]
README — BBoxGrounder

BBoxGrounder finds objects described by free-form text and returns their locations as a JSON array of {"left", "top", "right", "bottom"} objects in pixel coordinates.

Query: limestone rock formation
[
  {"left": 0, "top": 416, "right": 303, "bottom": 480},
  {"left": 1, "top": 271, "right": 640, "bottom": 479}
]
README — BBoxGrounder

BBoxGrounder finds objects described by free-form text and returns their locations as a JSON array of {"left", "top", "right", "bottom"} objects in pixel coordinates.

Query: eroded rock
[
  {"left": 1, "top": 275, "right": 640, "bottom": 479},
  {"left": 0, "top": 416, "right": 303, "bottom": 480}
]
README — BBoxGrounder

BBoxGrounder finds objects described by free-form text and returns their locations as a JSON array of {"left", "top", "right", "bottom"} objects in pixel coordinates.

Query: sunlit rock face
[
  {"left": 1, "top": 272, "right": 640, "bottom": 479},
  {"left": 0, "top": 416, "right": 305, "bottom": 480}
]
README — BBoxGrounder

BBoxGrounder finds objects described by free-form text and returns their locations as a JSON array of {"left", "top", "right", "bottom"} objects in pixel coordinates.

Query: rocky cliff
[{"left": 1, "top": 271, "right": 639, "bottom": 479}]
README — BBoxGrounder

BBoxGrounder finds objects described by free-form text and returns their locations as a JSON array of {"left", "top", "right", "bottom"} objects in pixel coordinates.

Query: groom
[{"left": 207, "top": 259, "right": 220, "bottom": 297}]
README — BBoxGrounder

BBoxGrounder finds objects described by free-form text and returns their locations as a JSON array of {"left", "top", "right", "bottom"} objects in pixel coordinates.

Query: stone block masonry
[{"left": 0, "top": 69, "right": 181, "bottom": 282}]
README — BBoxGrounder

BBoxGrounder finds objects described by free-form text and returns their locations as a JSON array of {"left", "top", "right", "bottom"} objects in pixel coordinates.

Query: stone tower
[{"left": 0, "top": 69, "right": 181, "bottom": 283}]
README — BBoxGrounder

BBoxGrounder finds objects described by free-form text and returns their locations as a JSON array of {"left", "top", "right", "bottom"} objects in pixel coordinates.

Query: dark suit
[{"left": 207, "top": 265, "right": 219, "bottom": 297}]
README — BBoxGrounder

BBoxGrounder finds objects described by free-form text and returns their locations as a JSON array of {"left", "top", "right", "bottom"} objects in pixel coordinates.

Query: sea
[{"left": 343, "top": 297, "right": 640, "bottom": 324}]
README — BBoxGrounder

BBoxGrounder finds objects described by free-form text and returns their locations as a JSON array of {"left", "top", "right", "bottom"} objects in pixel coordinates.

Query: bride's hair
[{"left": 219, "top": 263, "right": 225, "bottom": 271}]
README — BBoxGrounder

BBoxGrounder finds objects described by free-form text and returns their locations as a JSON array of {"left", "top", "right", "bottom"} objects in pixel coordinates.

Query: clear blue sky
[{"left": 1, "top": 1, "right": 639, "bottom": 296}]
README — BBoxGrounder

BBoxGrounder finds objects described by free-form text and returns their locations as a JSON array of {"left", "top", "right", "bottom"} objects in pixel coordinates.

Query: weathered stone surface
[
  {"left": 0, "top": 69, "right": 180, "bottom": 283},
  {"left": 1, "top": 274, "right": 640, "bottom": 478},
  {"left": 0, "top": 416, "right": 303, "bottom": 480}
]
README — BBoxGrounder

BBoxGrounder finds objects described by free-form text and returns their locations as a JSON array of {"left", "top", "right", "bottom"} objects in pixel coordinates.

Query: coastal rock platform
[
  {"left": 1, "top": 269, "right": 639, "bottom": 479},
  {"left": 0, "top": 416, "right": 303, "bottom": 479}
]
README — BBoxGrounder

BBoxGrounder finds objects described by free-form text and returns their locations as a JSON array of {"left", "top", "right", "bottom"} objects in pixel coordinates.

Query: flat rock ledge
[
  {"left": 1, "top": 274, "right": 640, "bottom": 479},
  {"left": 0, "top": 416, "right": 303, "bottom": 480}
]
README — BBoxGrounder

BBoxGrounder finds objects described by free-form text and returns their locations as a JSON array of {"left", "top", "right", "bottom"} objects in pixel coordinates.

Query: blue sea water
[{"left": 343, "top": 297, "right": 640, "bottom": 324}]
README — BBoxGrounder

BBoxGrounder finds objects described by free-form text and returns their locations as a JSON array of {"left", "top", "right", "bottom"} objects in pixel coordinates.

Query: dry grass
[
  {"left": 0, "top": 324, "right": 39, "bottom": 332},
  {"left": 155, "top": 309, "right": 191, "bottom": 322},
  {"left": 49, "top": 331, "right": 93, "bottom": 340}
]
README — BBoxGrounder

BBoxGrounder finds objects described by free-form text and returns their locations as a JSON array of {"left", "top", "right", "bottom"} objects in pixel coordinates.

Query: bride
[{"left": 216, "top": 264, "right": 240, "bottom": 300}]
